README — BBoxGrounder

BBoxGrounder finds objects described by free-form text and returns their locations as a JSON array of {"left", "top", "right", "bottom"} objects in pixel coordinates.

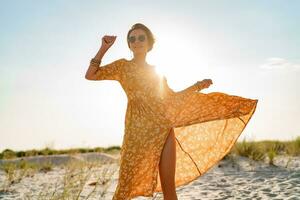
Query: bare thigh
[{"left": 159, "top": 128, "right": 177, "bottom": 195}]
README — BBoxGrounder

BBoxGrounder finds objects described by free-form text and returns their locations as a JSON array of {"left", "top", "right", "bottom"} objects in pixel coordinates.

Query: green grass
[
  {"left": 230, "top": 136, "right": 300, "bottom": 162},
  {"left": 232, "top": 138, "right": 265, "bottom": 161},
  {"left": 1, "top": 137, "right": 299, "bottom": 162},
  {"left": 0, "top": 146, "right": 121, "bottom": 160}
]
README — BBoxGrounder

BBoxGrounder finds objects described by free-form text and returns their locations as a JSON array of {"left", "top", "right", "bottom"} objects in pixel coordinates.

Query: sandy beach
[{"left": 0, "top": 152, "right": 299, "bottom": 200}]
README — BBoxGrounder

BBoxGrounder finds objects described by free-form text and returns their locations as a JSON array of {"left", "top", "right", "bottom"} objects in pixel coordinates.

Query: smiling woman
[{"left": 85, "top": 23, "right": 258, "bottom": 200}]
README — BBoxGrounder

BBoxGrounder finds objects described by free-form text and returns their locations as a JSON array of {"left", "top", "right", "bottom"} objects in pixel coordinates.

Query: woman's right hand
[{"left": 101, "top": 35, "right": 117, "bottom": 52}]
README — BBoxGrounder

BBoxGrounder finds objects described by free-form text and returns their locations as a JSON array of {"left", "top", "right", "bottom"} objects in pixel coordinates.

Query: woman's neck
[{"left": 131, "top": 54, "right": 149, "bottom": 67}]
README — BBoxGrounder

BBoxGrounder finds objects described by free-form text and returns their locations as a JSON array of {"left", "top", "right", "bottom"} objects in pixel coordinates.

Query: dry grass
[
  {"left": 0, "top": 144, "right": 120, "bottom": 199},
  {"left": 0, "top": 158, "right": 118, "bottom": 199}
]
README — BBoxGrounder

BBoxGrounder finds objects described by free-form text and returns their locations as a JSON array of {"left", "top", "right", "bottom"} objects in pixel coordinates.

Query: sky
[{"left": 0, "top": 0, "right": 299, "bottom": 152}]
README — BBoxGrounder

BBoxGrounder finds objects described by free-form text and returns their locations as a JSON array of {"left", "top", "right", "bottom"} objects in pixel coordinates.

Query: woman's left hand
[{"left": 194, "top": 79, "right": 213, "bottom": 91}]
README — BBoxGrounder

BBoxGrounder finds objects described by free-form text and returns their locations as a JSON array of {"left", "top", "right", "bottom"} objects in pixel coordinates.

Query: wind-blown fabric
[{"left": 88, "top": 58, "right": 258, "bottom": 199}]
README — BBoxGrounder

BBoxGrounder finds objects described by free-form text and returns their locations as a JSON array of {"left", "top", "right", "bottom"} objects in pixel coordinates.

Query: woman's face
[{"left": 128, "top": 29, "right": 149, "bottom": 55}]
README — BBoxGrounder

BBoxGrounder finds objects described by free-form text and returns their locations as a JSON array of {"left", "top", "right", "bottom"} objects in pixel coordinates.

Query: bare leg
[{"left": 159, "top": 128, "right": 178, "bottom": 200}]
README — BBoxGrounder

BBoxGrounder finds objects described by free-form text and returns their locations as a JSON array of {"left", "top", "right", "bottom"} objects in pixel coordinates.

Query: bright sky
[{"left": 1, "top": 1, "right": 299, "bottom": 152}]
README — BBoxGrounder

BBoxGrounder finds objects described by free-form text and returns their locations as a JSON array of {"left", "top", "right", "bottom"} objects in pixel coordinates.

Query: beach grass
[
  {"left": 1, "top": 137, "right": 299, "bottom": 161},
  {"left": 229, "top": 136, "right": 300, "bottom": 161},
  {"left": 0, "top": 146, "right": 121, "bottom": 160},
  {"left": 0, "top": 157, "right": 117, "bottom": 199},
  {"left": 1, "top": 137, "right": 299, "bottom": 167}
]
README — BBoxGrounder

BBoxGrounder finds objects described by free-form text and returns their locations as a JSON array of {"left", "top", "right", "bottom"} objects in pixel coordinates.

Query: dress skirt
[{"left": 87, "top": 57, "right": 258, "bottom": 199}]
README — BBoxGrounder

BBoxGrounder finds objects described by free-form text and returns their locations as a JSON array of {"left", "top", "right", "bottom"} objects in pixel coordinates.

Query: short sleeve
[{"left": 93, "top": 58, "right": 124, "bottom": 81}]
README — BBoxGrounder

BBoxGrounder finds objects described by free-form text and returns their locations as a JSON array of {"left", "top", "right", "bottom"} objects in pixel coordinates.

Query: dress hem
[{"left": 129, "top": 99, "right": 258, "bottom": 198}]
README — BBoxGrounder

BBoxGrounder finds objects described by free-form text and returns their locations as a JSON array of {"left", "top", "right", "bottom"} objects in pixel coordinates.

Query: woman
[{"left": 85, "top": 23, "right": 258, "bottom": 200}]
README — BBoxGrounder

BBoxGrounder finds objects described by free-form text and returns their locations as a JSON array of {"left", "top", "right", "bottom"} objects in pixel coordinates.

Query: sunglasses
[{"left": 128, "top": 34, "right": 146, "bottom": 43}]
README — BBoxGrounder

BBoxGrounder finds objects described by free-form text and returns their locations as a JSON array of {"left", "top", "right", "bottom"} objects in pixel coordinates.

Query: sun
[{"left": 148, "top": 26, "right": 207, "bottom": 86}]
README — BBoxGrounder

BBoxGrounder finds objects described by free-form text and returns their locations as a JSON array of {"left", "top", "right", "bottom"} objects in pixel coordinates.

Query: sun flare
[{"left": 148, "top": 25, "right": 208, "bottom": 88}]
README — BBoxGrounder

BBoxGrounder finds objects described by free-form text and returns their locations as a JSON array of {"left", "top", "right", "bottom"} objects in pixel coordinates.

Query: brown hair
[{"left": 127, "top": 23, "right": 155, "bottom": 52}]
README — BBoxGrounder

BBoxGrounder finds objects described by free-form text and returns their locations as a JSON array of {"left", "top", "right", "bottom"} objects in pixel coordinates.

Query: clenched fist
[{"left": 101, "top": 35, "right": 117, "bottom": 52}]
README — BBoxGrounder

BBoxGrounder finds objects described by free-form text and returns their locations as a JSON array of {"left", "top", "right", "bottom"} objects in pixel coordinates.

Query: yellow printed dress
[{"left": 89, "top": 58, "right": 258, "bottom": 200}]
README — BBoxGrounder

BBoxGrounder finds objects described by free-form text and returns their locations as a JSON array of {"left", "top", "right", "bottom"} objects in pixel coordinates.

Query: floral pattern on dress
[{"left": 88, "top": 58, "right": 258, "bottom": 200}]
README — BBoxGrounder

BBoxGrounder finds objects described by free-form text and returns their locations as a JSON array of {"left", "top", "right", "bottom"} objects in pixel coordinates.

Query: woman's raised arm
[
  {"left": 85, "top": 35, "right": 117, "bottom": 80},
  {"left": 85, "top": 48, "right": 106, "bottom": 80}
]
